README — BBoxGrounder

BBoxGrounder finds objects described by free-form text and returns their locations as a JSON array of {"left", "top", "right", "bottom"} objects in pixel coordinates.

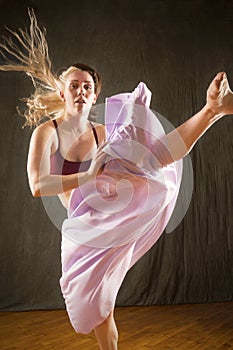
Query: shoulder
[
  {"left": 30, "top": 119, "right": 57, "bottom": 145},
  {"left": 32, "top": 119, "right": 57, "bottom": 135}
]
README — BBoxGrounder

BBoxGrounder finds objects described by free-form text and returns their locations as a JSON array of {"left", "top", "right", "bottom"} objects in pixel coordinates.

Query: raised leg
[
  {"left": 94, "top": 309, "right": 118, "bottom": 350},
  {"left": 165, "top": 72, "right": 233, "bottom": 163}
]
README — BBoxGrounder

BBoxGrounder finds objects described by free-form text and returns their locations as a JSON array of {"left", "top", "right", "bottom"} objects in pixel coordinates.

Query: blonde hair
[{"left": 0, "top": 8, "right": 102, "bottom": 128}]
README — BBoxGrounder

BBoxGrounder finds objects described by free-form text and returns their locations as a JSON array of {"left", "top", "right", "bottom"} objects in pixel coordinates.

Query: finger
[
  {"left": 209, "top": 73, "right": 228, "bottom": 97},
  {"left": 99, "top": 152, "right": 111, "bottom": 165},
  {"left": 96, "top": 151, "right": 109, "bottom": 164},
  {"left": 215, "top": 72, "right": 226, "bottom": 81},
  {"left": 97, "top": 140, "right": 108, "bottom": 150},
  {"left": 96, "top": 143, "right": 109, "bottom": 158},
  {"left": 213, "top": 73, "right": 225, "bottom": 91},
  {"left": 218, "top": 73, "right": 231, "bottom": 97}
]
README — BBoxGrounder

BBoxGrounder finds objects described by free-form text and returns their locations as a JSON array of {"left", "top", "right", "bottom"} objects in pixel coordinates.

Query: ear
[
  {"left": 92, "top": 94, "right": 97, "bottom": 105},
  {"left": 60, "top": 91, "right": 66, "bottom": 102}
]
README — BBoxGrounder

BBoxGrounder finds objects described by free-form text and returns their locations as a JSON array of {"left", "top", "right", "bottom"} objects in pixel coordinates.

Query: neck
[{"left": 62, "top": 110, "right": 91, "bottom": 132}]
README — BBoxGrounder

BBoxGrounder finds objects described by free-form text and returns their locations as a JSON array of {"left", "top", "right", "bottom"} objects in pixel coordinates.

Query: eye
[
  {"left": 84, "top": 84, "right": 92, "bottom": 90},
  {"left": 70, "top": 83, "right": 78, "bottom": 89}
]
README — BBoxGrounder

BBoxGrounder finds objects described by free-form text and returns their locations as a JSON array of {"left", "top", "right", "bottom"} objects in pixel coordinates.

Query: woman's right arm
[{"left": 27, "top": 123, "right": 106, "bottom": 197}]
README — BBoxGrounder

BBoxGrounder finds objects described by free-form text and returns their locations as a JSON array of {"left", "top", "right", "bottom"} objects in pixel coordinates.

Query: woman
[{"left": 0, "top": 9, "right": 232, "bottom": 350}]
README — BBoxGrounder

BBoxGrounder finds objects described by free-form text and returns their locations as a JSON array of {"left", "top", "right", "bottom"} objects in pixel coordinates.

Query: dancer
[{"left": 0, "top": 9, "right": 232, "bottom": 350}]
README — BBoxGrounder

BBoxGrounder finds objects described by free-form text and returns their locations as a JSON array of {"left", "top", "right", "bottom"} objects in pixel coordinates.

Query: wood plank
[{"left": 0, "top": 302, "right": 232, "bottom": 349}]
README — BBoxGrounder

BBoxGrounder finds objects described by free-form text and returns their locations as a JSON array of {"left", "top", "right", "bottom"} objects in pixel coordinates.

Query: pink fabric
[{"left": 60, "top": 82, "right": 183, "bottom": 334}]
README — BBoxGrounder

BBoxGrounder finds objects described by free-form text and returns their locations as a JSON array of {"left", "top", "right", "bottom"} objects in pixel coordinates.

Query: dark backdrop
[{"left": 0, "top": 0, "right": 232, "bottom": 311}]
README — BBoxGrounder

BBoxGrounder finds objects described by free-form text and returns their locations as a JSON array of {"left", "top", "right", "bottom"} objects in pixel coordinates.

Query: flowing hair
[{"left": 0, "top": 8, "right": 102, "bottom": 128}]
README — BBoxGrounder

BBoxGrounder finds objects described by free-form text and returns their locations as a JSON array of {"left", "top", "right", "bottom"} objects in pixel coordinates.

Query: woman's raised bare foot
[{"left": 206, "top": 72, "right": 233, "bottom": 116}]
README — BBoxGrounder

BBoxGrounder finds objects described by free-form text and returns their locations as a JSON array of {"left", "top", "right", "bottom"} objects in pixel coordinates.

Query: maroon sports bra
[{"left": 50, "top": 119, "right": 99, "bottom": 175}]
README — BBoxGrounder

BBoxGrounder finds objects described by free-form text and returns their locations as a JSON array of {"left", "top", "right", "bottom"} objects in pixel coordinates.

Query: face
[{"left": 60, "top": 69, "right": 97, "bottom": 115}]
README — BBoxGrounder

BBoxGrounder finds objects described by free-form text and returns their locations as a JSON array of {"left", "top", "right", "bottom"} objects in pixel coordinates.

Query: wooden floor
[{"left": 0, "top": 302, "right": 232, "bottom": 349}]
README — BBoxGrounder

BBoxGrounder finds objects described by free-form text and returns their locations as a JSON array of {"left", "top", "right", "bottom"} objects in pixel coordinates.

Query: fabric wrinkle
[{"left": 60, "top": 82, "right": 183, "bottom": 333}]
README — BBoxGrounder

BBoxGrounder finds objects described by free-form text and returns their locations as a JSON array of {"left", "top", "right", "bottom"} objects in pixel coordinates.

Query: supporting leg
[{"left": 94, "top": 309, "right": 118, "bottom": 350}]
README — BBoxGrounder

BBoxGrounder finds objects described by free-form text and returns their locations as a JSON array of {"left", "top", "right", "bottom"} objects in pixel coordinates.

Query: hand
[
  {"left": 206, "top": 72, "right": 233, "bottom": 116},
  {"left": 86, "top": 141, "right": 109, "bottom": 180}
]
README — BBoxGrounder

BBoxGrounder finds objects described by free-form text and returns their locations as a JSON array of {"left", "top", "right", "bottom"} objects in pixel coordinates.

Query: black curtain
[{"left": 0, "top": 0, "right": 232, "bottom": 311}]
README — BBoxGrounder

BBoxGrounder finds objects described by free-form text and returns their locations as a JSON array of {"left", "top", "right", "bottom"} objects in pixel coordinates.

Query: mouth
[{"left": 75, "top": 98, "right": 86, "bottom": 104}]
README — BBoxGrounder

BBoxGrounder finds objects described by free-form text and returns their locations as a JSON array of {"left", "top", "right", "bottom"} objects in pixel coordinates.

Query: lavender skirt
[{"left": 60, "top": 82, "right": 183, "bottom": 333}]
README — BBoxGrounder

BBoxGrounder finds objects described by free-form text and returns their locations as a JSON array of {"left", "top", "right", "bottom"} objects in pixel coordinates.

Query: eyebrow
[{"left": 70, "top": 79, "right": 93, "bottom": 84}]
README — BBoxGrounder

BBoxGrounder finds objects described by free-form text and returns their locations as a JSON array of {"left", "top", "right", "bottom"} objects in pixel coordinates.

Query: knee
[
  {"left": 114, "top": 328, "right": 119, "bottom": 343},
  {"left": 108, "top": 325, "right": 118, "bottom": 345},
  {"left": 95, "top": 312, "right": 118, "bottom": 341},
  {"left": 106, "top": 314, "right": 118, "bottom": 342}
]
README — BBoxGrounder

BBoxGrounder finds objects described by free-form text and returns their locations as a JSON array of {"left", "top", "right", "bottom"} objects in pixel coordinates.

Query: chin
[{"left": 80, "top": 104, "right": 92, "bottom": 111}]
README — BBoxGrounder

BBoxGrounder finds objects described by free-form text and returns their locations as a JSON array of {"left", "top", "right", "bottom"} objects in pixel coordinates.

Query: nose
[{"left": 77, "top": 85, "right": 85, "bottom": 96}]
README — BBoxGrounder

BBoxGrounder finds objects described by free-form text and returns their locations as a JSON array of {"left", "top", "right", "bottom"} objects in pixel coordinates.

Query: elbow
[
  {"left": 32, "top": 188, "right": 41, "bottom": 197},
  {"left": 30, "top": 184, "right": 41, "bottom": 197},
  {"left": 27, "top": 170, "right": 47, "bottom": 197},
  {"left": 29, "top": 179, "right": 41, "bottom": 197}
]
